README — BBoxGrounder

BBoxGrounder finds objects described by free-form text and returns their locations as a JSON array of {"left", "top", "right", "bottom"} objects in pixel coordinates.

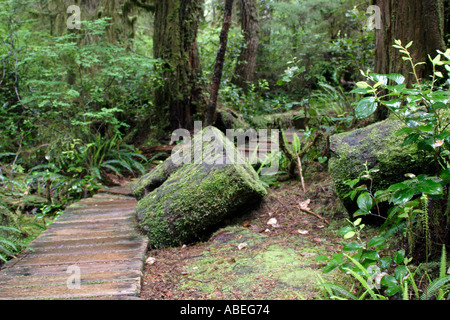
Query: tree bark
[
  {"left": 205, "top": 0, "right": 234, "bottom": 127},
  {"left": 44, "top": 0, "right": 137, "bottom": 46},
  {"left": 153, "top": 0, "right": 204, "bottom": 132},
  {"left": 373, "top": 0, "right": 446, "bottom": 121},
  {"left": 231, "top": 0, "right": 259, "bottom": 91}
]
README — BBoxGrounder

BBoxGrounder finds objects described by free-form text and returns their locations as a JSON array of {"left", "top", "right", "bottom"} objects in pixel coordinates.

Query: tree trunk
[
  {"left": 205, "top": 0, "right": 234, "bottom": 127},
  {"left": 44, "top": 0, "right": 137, "bottom": 46},
  {"left": 153, "top": 0, "right": 204, "bottom": 132},
  {"left": 231, "top": 0, "right": 259, "bottom": 91},
  {"left": 373, "top": 0, "right": 446, "bottom": 121}
]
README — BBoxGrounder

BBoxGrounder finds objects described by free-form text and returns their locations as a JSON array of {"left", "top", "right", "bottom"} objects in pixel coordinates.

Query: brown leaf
[{"left": 299, "top": 199, "right": 311, "bottom": 210}]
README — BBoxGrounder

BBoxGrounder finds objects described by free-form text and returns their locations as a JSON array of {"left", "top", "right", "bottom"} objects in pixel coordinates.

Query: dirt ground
[{"left": 138, "top": 168, "right": 361, "bottom": 300}]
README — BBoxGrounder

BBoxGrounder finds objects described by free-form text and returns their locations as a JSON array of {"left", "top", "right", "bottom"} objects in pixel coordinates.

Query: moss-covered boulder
[
  {"left": 132, "top": 126, "right": 267, "bottom": 248},
  {"left": 328, "top": 118, "right": 431, "bottom": 218},
  {"left": 215, "top": 107, "right": 250, "bottom": 132},
  {"left": 249, "top": 111, "right": 305, "bottom": 129}
]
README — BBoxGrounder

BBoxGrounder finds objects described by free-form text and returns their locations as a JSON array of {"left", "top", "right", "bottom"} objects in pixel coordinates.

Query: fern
[
  {"left": 420, "top": 275, "right": 450, "bottom": 300},
  {"left": 420, "top": 245, "right": 450, "bottom": 300}
]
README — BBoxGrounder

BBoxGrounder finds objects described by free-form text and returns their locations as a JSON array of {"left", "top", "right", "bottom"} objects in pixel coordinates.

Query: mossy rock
[
  {"left": 248, "top": 111, "right": 305, "bottom": 130},
  {"left": 215, "top": 107, "right": 250, "bottom": 132},
  {"left": 328, "top": 118, "right": 432, "bottom": 219},
  {"left": 133, "top": 126, "right": 267, "bottom": 248}
]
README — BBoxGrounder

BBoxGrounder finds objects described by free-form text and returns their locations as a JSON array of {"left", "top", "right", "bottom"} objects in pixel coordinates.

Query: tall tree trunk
[
  {"left": 44, "top": 0, "right": 137, "bottom": 45},
  {"left": 373, "top": 0, "right": 446, "bottom": 121},
  {"left": 205, "top": 0, "right": 234, "bottom": 126},
  {"left": 153, "top": 0, "right": 203, "bottom": 132},
  {"left": 231, "top": 0, "right": 259, "bottom": 91}
]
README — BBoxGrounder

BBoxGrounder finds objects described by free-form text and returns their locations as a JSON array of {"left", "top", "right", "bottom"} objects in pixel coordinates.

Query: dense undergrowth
[{"left": 1, "top": 0, "right": 449, "bottom": 301}]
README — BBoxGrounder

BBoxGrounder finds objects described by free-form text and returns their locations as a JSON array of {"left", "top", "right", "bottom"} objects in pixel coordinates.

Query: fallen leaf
[
  {"left": 146, "top": 257, "right": 156, "bottom": 265},
  {"left": 267, "top": 218, "right": 278, "bottom": 226},
  {"left": 316, "top": 224, "right": 325, "bottom": 229},
  {"left": 238, "top": 243, "right": 248, "bottom": 250},
  {"left": 313, "top": 237, "right": 322, "bottom": 243},
  {"left": 243, "top": 221, "right": 251, "bottom": 227},
  {"left": 297, "top": 229, "right": 309, "bottom": 235},
  {"left": 299, "top": 199, "right": 311, "bottom": 210}
]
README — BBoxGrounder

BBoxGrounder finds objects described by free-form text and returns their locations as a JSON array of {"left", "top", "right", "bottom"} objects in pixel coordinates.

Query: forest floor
[{"left": 138, "top": 166, "right": 378, "bottom": 300}]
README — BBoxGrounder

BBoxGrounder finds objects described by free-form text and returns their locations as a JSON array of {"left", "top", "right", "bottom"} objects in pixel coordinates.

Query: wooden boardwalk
[{"left": 0, "top": 186, "right": 148, "bottom": 300}]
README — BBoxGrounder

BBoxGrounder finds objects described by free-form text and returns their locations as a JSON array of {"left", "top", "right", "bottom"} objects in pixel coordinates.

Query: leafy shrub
[{"left": 317, "top": 41, "right": 450, "bottom": 300}]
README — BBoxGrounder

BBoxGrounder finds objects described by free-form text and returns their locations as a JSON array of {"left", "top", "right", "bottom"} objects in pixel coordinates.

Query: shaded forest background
[{"left": 2, "top": 0, "right": 450, "bottom": 289}]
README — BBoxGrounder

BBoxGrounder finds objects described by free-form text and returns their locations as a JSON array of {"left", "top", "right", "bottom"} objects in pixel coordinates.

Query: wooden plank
[{"left": 0, "top": 187, "right": 147, "bottom": 300}]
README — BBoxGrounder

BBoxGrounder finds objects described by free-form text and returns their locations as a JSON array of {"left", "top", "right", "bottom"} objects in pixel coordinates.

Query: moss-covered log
[{"left": 133, "top": 127, "right": 267, "bottom": 248}]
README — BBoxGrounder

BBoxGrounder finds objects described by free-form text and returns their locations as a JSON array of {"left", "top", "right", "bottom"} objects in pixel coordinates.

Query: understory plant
[{"left": 318, "top": 41, "right": 450, "bottom": 299}]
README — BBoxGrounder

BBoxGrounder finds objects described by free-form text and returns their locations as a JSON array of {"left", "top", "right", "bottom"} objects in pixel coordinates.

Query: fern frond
[{"left": 421, "top": 275, "right": 450, "bottom": 300}]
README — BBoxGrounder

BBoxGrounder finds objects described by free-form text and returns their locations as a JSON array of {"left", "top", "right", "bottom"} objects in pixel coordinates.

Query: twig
[
  {"left": 296, "top": 152, "right": 306, "bottom": 193},
  {"left": 297, "top": 205, "right": 330, "bottom": 225}
]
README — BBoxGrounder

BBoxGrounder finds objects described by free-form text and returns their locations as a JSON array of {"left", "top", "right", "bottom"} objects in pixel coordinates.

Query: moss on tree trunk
[{"left": 153, "top": 0, "right": 204, "bottom": 132}]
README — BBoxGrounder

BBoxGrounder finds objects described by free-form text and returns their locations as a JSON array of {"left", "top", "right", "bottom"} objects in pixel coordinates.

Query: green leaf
[
  {"left": 353, "top": 209, "right": 369, "bottom": 217},
  {"left": 343, "top": 242, "right": 364, "bottom": 251},
  {"left": 394, "top": 250, "right": 406, "bottom": 265},
  {"left": 381, "top": 275, "right": 400, "bottom": 296},
  {"left": 404, "top": 41, "right": 413, "bottom": 49},
  {"left": 315, "top": 255, "right": 330, "bottom": 262},
  {"left": 380, "top": 257, "right": 392, "bottom": 270},
  {"left": 386, "top": 73, "right": 406, "bottom": 84},
  {"left": 367, "top": 236, "right": 386, "bottom": 248},
  {"left": 357, "top": 192, "right": 373, "bottom": 213},
  {"left": 416, "top": 179, "right": 443, "bottom": 195},
  {"left": 344, "top": 231, "right": 356, "bottom": 239},
  {"left": 402, "top": 133, "right": 420, "bottom": 146},
  {"left": 387, "top": 182, "right": 409, "bottom": 192},
  {"left": 361, "top": 250, "right": 380, "bottom": 262},
  {"left": 440, "top": 168, "right": 450, "bottom": 183},
  {"left": 390, "top": 188, "right": 415, "bottom": 206},
  {"left": 383, "top": 99, "right": 402, "bottom": 110},
  {"left": 355, "top": 97, "right": 377, "bottom": 119},
  {"left": 356, "top": 81, "right": 370, "bottom": 89},
  {"left": 394, "top": 265, "right": 408, "bottom": 280},
  {"left": 338, "top": 226, "right": 353, "bottom": 236}
]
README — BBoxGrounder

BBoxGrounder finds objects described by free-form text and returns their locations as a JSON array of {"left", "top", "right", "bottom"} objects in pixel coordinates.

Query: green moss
[
  {"left": 0, "top": 205, "right": 18, "bottom": 231},
  {"left": 248, "top": 111, "right": 305, "bottom": 129},
  {"left": 329, "top": 118, "right": 431, "bottom": 216},
  {"left": 135, "top": 127, "right": 267, "bottom": 248}
]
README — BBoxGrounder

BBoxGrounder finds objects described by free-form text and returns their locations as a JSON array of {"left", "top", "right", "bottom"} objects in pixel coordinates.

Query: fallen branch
[
  {"left": 297, "top": 205, "right": 330, "bottom": 225},
  {"left": 296, "top": 152, "right": 306, "bottom": 194}
]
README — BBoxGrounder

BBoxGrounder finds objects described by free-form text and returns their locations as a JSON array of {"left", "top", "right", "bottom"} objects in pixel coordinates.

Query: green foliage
[
  {"left": 351, "top": 42, "right": 450, "bottom": 256},
  {"left": 258, "top": 0, "right": 373, "bottom": 95},
  {"left": 319, "top": 42, "right": 450, "bottom": 299},
  {"left": 0, "top": 225, "right": 22, "bottom": 263}
]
